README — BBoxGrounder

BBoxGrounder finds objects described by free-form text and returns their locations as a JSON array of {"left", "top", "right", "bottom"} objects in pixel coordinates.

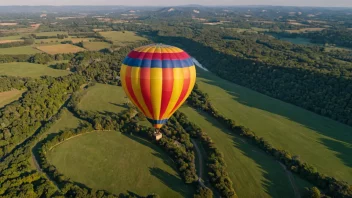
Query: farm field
[
  {"left": 195, "top": 68, "right": 352, "bottom": 183},
  {"left": 83, "top": 41, "right": 111, "bottom": 51},
  {"left": 0, "top": 62, "right": 70, "bottom": 77},
  {"left": 36, "top": 44, "right": 85, "bottom": 54},
  {"left": 47, "top": 131, "right": 193, "bottom": 197},
  {"left": 180, "top": 105, "right": 311, "bottom": 197},
  {"left": 0, "top": 45, "right": 40, "bottom": 54},
  {"left": 0, "top": 35, "right": 23, "bottom": 40},
  {"left": 99, "top": 31, "right": 146, "bottom": 46},
  {"left": 285, "top": 28, "right": 325, "bottom": 33},
  {"left": 34, "top": 31, "right": 68, "bottom": 36},
  {"left": 0, "top": 89, "right": 24, "bottom": 108},
  {"left": 46, "top": 109, "right": 82, "bottom": 135},
  {"left": 78, "top": 83, "right": 128, "bottom": 114},
  {"left": 0, "top": 39, "right": 22, "bottom": 44}
]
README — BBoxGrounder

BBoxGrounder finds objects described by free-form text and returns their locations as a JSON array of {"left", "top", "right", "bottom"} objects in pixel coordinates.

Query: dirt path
[
  {"left": 279, "top": 162, "right": 301, "bottom": 198},
  {"left": 191, "top": 138, "right": 206, "bottom": 188}
]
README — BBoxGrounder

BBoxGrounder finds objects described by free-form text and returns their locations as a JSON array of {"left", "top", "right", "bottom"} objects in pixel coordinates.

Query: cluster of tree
[
  {"left": 28, "top": 33, "right": 69, "bottom": 40},
  {"left": 29, "top": 53, "right": 75, "bottom": 64},
  {"left": 0, "top": 39, "right": 34, "bottom": 48},
  {"left": 150, "top": 29, "right": 352, "bottom": 126},
  {"left": 174, "top": 111, "right": 238, "bottom": 198},
  {"left": 0, "top": 106, "right": 76, "bottom": 197},
  {"left": 0, "top": 54, "right": 31, "bottom": 63},
  {"left": 193, "top": 187, "right": 213, "bottom": 198},
  {"left": 50, "top": 62, "right": 71, "bottom": 70},
  {"left": 0, "top": 75, "right": 85, "bottom": 157},
  {"left": 187, "top": 84, "right": 352, "bottom": 198},
  {"left": 0, "top": 76, "right": 27, "bottom": 92}
]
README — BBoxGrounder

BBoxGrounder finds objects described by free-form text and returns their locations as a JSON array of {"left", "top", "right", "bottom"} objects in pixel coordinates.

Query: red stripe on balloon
[
  {"left": 159, "top": 68, "right": 174, "bottom": 119},
  {"left": 125, "top": 67, "right": 146, "bottom": 115},
  {"left": 128, "top": 51, "right": 190, "bottom": 60},
  {"left": 170, "top": 67, "right": 190, "bottom": 113},
  {"left": 140, "top": 68, "right": 154, "bottom": 117}
]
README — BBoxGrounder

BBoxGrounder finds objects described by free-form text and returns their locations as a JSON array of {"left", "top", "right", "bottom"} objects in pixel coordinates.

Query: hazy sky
[{"left": 0, "top": 0, "right": 351, "bottom": 7}]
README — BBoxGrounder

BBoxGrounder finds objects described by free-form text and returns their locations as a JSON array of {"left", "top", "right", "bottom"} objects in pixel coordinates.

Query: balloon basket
[{"left": 153, "top": 130, "right": 162, "bottom": 141}]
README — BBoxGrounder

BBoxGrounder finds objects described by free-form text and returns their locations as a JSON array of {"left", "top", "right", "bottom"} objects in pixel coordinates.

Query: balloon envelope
[{"left": 120, "top": 44, "right": 196, "bottom": 129}]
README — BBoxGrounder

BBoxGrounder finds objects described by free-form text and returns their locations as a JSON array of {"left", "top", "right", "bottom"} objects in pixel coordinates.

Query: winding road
[{"left": 191, "top": 138, "right": 206, "bottom": 188}]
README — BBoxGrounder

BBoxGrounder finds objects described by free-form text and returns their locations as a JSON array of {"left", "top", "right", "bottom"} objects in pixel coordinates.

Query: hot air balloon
[{"left": 120, "top": 44, "right": 196, "bottom": 139}]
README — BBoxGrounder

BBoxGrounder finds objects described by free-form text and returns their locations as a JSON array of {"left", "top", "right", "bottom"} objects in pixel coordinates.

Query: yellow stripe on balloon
[
  {"left": 150, "top": 68, "right": 163, "bottom": 120},
  {"left": 169, "top": 66, "right": 196, "bottom": 116},
  {"left": 161, "top": 68, "right": 184, "bottom": 119},
  {"left": 130, "top": 67, "right": 153, "bottom": 118}
]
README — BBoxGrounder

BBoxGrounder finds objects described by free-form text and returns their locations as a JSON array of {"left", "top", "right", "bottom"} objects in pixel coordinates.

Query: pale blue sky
[{"left": 0, "top": 0, "right": 350, "bottom": 7}]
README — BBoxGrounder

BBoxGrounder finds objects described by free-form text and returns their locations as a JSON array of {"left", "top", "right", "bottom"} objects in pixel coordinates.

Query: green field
[
  {"left": 46, "top": 109, "right": 81, "bottom": 135},
  {"left": 0, "top": 62, "right": 70, "bottom": 77},
  {"left": 83, "top": 41, "right": 111, "bottom": 51},
  {"left": 47, "top": 131, "right": 193, "bottom": 197},
  {"left": 195, "top": 68, "right": 352, "bottom": 183},
  {"left": 99, "top": 31, "right": 146, "bottom": 46},
  {"left": 0, "top": 45, "right": 40, "bottom": 55},
  {"left": 0, "top": 35, "right": 23, "bottom": 40},
  {"left": 180, "top": 105, "right": 311, "bottom": 197},
  {"left": 78, "top": 83, "right": 128, "bottom": 114},
  {"left": 278, "top": 37, "right": 314, "bottom": 45},
  {"left": 0, "top": 89, "right": 24, "bottom": 108}
]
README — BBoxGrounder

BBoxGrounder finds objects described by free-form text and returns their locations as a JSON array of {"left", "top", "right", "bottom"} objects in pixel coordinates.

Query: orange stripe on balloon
[
  {"left": 140, "top": 67, "right": 154, "bottom": 118},
  {"left": 159, "top": 68, "right": 174, "bottom": 119},
  {"left": 125, "top": 66, "right": 146, "bottom": 115}
]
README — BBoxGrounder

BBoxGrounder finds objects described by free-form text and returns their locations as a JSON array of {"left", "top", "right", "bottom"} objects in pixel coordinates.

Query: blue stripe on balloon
[
  {"left": 123, "top": 57, "right": 194, "bottom": 68},
  {"left": 147, "top": 118, "right": 168, "bottom": 124}
]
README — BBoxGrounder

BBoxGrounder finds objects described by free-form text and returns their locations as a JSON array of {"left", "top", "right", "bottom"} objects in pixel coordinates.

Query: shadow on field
[
  {"left": 192, "top": 108, "right": 296, "bottom": 197},
  {"left": 321, "top": 138, "right": 352, "bottom": 168},
  {"left": 149, "top": 167, "right": 189, "bottom": 197}
]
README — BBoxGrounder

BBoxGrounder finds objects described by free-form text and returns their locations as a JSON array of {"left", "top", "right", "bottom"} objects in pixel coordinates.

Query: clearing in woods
[
  {"left": 195, "top": 68, "right": 352, "bottom": 183},
  {"left": 78, "top": 83, "right": 128, "bottom": 114},
  {"left": 36, "top": 44, "right": 85, "bottom": 55},
  {"left": 99, "top": 31, "right": 146, "bottom": 46},
  {"left": 0, "top": 89, "right": 25, "bottom": 108},
  {"left": 180, "top": 105, "right": 311, "bottom": 198},
  {"left": 47, "top": 131, "right": 193, "bottom": 197},
  {"left": 0, "top": 62, "right": 71, "bottom": 77}
]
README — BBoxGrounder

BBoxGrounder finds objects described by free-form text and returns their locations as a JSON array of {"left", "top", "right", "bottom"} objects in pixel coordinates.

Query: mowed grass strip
[
  {"left": 180, "top": 105, "right": 310, "bottom": 198},
  {"left": 99, "top": 31, "right": 146, "bottom": 45},
  {"left": 78, "top": 83, "right": 128, "bottom": 114},
  {"left": 47, "top": 131, "right": 193, "bottom": 197},
  {"left": 0, "top": 89, "right": 25, "bottom": 108},
  {"left": 0, "top": 62, "right": 70, "bottom": 77},
  {"left": 0, "top": 45, "right": 40, "bottom": 55},
  {"left": 36, "top": 44, "right": 85, "bottom": 55},
  {"left": 83, "top": 41, "right": 111, "bottom": 51},
  {"left": 195, "top": 68, "right": 352, "bottom": 183}
]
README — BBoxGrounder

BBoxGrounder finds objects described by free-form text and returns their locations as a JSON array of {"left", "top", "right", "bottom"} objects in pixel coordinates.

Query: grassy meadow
[
  {"left": 47, "top": 131, "right": 193, "bottom": 197},
  {"left": 0, "top": 62, "right": 70, "bottom": 77},
  {"left": 83, "top": 41, "right": 111, "bottom": 51},
  {"left": 0, "top": 89, "right": 24, "bottom": 108},
  {"left": 36, "top": 44, "right": 85, "bottom": 54},
  {"left": 195, "top": 68, "right": 352, "bottom": 183},
  {"left": 0, "top": 45, "right": 40, "bottom": 55},
  {"left": 99, "top": 31, "right": 146, "bottom": 46},
  {"left": 180, "top": 105, "right": 311, "bottom": 197},
  {"left": 78, "top": 83, "right": 128, "bottom": 114}
]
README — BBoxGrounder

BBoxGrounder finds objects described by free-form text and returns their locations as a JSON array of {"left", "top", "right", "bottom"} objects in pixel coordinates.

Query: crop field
[
  {"left": 285, "top": 28, "right": 325, "bottom": 33},
  {"left": 78, "top": 83, "right": 128, "bottom": 114},
  {"left": 0, "top": 89, "right": 24, "bottom": 108},
  {"left": 0, "top": 35, "right": 23, "bottom": 40},
  {"left": 99, "top": 31, "right": 146, "bottom": 46},
  {"left": 0, "top": 45, "right": 40, "bottom": 54},
  {"left": 195, "top": 68, "right": 352, "bottom": 183},
  {"left": 180, "top": 105, "right": 311, "bottom": 197},
  {"left": 0, "top": 62, "right": 70, "bottom": 77},
  {"left": 83, "top": 41, "right": 111, "bottom": 51},
  {"left": 47, "top": 131, "right": 193, "bottom": 197},
  {"left": 36, "top": 44, "right": 85, "bottom": 54},
  {"left": 0, "top": 39, "right": 22, "bottom": 44}
]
